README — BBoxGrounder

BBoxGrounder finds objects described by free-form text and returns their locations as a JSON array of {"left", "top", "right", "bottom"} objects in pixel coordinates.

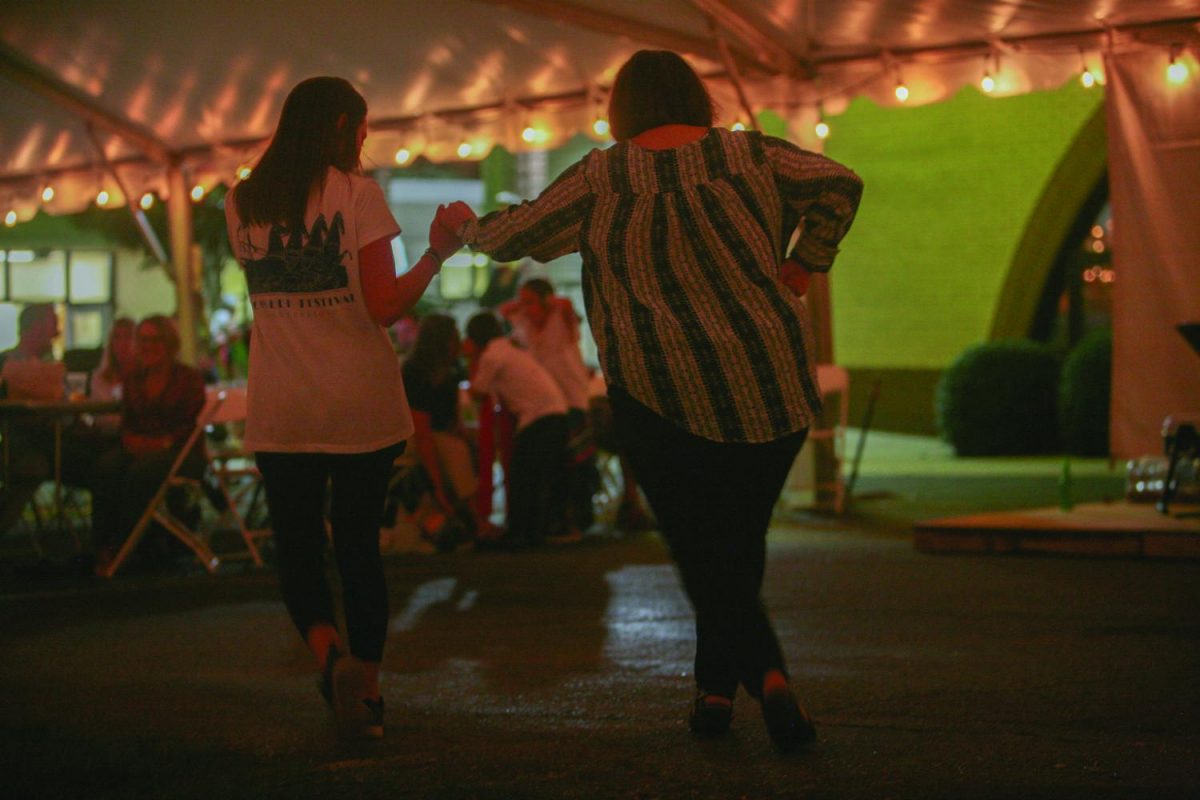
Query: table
[{"left": 1, "top": 399, "right": 121, "bottom": 546}]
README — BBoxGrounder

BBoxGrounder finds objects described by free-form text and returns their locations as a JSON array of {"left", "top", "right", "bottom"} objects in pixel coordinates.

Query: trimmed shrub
[
  {"left": 936, "top": 339, "right": 1061, "bottom": 455},
  {"left": 1058, "top": 327, "right": 1112, "bottom": 456}
]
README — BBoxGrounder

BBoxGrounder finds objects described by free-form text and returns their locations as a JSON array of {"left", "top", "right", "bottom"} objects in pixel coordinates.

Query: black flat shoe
[
  {"left": 688, "top": 693, "right": 733, "bottom": 738},
  {"left": 762, "top": 689, "right": 817, "bottom": 752}
]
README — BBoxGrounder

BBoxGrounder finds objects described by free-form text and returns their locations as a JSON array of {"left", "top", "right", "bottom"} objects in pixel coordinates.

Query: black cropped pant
[
  {"left": 256, "top": 442, "right": 402, "bottom": 663},
  {"left": 610, "top": 387, "right": 806, "bottom": 699}
]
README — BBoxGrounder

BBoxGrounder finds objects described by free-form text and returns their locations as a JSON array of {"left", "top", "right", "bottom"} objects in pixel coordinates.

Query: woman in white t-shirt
[{"left": 225, "top": 76, "right": 460, "bottom": 741}]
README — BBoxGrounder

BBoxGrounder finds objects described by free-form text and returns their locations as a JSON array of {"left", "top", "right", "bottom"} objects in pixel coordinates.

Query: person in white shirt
[
  {"left": 225, "top": 76, "right": 460, "bottom": 741},
  {"left": 463, "top": 310, "right": 570, "bottom": 547},
  {"left": 499, "top": 278, "right": 598, "bottom": 532}
]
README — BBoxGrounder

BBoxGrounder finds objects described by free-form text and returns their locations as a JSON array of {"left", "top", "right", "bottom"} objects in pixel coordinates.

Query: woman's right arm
[{"left": 360, "top": 208, "right": 463, "bottom": 327}]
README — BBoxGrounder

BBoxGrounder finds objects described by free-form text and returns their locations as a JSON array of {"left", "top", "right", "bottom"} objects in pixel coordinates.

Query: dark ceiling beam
[
  {"left": 467, "top": 0, "right": 776, "bottom": 75},
  {"left": 0, "top": 39, "right": 174, "bottom": 165},
  {"left": 686, "top": 0, "right": 814, "bottom": 77}
]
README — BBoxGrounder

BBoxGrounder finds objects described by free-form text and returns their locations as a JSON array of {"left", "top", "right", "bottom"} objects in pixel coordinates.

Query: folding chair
[
  {"left": 97, "top": 388, "right": 269, "bottom": 578},
  {"left": 203, "top": 386, "right": 271, "bottom": 562}
]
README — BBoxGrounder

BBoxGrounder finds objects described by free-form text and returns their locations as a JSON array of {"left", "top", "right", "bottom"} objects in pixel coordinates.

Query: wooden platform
[{"left": 914, "top": 501, "right": 1200, "bottom": 559}]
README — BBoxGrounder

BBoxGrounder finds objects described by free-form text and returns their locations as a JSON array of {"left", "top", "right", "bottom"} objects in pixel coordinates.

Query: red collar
[{"left": 630, "top": 124, "right": 709, "bottom": 150}]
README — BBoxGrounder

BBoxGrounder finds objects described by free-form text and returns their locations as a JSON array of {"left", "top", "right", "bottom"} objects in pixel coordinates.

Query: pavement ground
[{"left": 1, "top": 433, "right": 1197, "bottom": 799}]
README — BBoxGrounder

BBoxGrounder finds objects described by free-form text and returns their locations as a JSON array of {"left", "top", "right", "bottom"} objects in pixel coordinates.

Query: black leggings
[
  {"left": 256, "top": 442, "right": 403, "bottom": 663},
  {"left": 610, "top": 388, "right": 806, "bottom": 699}
]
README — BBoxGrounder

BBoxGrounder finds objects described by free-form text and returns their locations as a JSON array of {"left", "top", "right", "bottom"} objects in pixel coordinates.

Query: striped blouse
[{"left": 461, "top": 127, "right": 863, "bottom": 443}]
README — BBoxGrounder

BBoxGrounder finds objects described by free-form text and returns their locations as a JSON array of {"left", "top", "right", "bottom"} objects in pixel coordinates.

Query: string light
[
  {"left": 814, "top": 106, "right": 830, "bottom": 140},
  {"left": 190, "top": 184, "right": 206, "bottom": 201},
  {"left": 591, "top": 117, "right": 610, "bottom": 137},
  {"left": 139, "top": 193, "right": 155, "bottom": 210},
  {"left": 457, "top": 140, "right": 472, "bottom": 159},
  {"left": 894, "top": 79, "right": 910, "bottom": 103},
  {"left": 980, "top": 51, "right": 997, "bottom": 94},
  {"left": 1078, "top": 50, "right": 1102, "bottom": 88},
  {"left": 237, "top": 165, "right": 252, "bottom": 180},
  {"left": 394, "top": 147, "right": 411, "bottom": 165},
  {"left": 521, "top": 125, "right": 550, "bottom": 146},
  {"left": 731, "top": 120, "right": 746, "bottom": 131},
  {"left": 4, "top": 210, "right": 16, "bottom": 227},
  {"left": 96, "top": 190, "right": 110, "bottom": 206},
  {"left": 41, "top": 185, "right": 54, "bottom": 203},
  {"left": 1166, "top": 47, "right": 1190, "bottom": 85}
]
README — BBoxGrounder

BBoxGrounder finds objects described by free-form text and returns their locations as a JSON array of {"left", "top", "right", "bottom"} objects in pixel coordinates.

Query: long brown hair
[
  {"left": 407, "top": 314, "right": 461, "bottom": 384},
  {"left": 233, "top": 76, "right": 367, "bottom": 230},
  {"left": 97, "top": 316, "right": 134, "bottom": 382}
]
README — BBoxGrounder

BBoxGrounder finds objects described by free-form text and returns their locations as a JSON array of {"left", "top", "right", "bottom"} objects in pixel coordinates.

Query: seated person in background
[
  {"left": 89, "top": 317, "right": 136, "bottom": 403},
  {"left": 463, "top": 310, "right": 570, "bottom": 547},
  {"left": 0, "top": 303, "right": 63, "bottom": 401},
  {"left": 90, "top": 315, "right": 206, "bottom": 570},
  {"left": 0, "top": 303, "right": 65, "bottom": 534},
  {"left": 499, "top": 278, "right": 598, "bottom": 533},
  {"left": 400, "top": 313, "right": 477, "bottom": 527}
]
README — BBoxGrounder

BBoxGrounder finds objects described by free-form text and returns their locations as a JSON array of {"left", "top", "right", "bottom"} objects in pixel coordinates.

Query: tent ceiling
[{"left": 1, "top": 0, "right": 1197, "bottom": 216}]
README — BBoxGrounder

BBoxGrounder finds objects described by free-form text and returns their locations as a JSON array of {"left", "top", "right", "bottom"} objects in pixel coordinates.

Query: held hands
[{"left": 428, "top": 201, "right": 477, "bottom": 261}]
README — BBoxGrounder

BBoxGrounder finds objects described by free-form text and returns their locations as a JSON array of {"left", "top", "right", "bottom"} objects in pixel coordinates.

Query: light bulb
[
  {"left": 140, "top": 193, "right": 155, "bottom": 210},
  {"left": 731, "top": 121, "right": 746, "bottom": 131},
  {"left": 237, "top": 166, "right": 252, "bottom": 180},
  {"left": 592, "top": 118, "right": 610, "bottom": 137},
  {"left": 41, "top": 186, "right": 55, "bottom": 203},
  {"left": 1166, "top": 59, "right": 1189, "bottom": 85},
  {"left": 457, "top": 141, "right": 472, "bottom": 158},
  {"left": 96, "top": 190, "right": 110, "bottom": 206},
  {"left": 4, "top": 210, "right": 16, "bottom": 227},
  {"left": 894, "top": 82, "right": 909, "bottom": 102},
  {"left": 815, "top": 120, "right": 830, "bottom": 139},
  {"left": 981, "top": 74, "right": 995, "bottom": 93},
  {"left": 190, "top": 185, "right": 205, "bottom": 201},
  {"left": 394, "top": 148, "right": 411, "bottom": 165},
  {"left": 1080, "top": 69, "right": 1096, "bottom": 88}
]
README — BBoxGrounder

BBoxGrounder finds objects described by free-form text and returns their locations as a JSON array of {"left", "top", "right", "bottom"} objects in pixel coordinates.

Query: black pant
[
  {"left": 566, "top": 408, "right": 598, "bottom": 532},
  {"left": 507, "top": 414, "right": 568, "bottom": 543},
  {"left": 610, "top": 387, "right": 807, "bottom": 699},
  {"left": 256, "top": 442, "right": 402, "bottom": 663}
]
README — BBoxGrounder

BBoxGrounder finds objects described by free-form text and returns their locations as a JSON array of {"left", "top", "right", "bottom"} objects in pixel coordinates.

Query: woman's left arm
[
  {"left": 454, "top": 159, "right": 593, "bottom": 263},
  {"left": 765, "top": 137, "right": 864, "bottom": 274}
]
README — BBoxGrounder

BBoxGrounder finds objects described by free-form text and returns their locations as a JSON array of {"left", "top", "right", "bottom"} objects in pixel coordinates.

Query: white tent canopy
[
  {"left": 2, "top": 1, "right": 1198, "bottom": 456},
  {"left": 2, "top": 1, "right": 1196, "bottom": 214}
]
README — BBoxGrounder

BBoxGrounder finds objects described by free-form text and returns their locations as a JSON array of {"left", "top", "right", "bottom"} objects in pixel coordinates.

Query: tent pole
[{"left": 165, "top": 162, "right": 199, "bottom": 366}]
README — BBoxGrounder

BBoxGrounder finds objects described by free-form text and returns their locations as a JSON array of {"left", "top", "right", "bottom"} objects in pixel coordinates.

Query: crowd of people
[{"left": 3, "top": 49, "right": 863, "bottom": 755}]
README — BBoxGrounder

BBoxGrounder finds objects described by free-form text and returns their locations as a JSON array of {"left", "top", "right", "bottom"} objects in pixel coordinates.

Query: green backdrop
[{"left": 823, "top": 82, "right": 1102, "bottom": 369}]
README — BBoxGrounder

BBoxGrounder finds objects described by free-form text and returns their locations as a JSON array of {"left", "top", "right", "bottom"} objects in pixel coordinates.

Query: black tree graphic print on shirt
[{"left": 241, "top": 212, "right": 350, "bottom": 295}]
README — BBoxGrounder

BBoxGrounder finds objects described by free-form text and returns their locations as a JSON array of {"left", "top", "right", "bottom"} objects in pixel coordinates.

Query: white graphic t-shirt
[{"left": 225, "top": 167, "right": 412, "bottom": 453}]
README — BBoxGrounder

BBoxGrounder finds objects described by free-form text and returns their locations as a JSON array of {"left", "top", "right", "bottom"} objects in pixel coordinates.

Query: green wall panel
[{"left": 823, "top": 82, "right": 1102, "bottom": 369}]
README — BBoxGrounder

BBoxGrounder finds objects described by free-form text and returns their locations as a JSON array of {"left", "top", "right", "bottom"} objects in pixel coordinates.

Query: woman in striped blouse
[{"left": 440, "top": 49, "right": 862, "bottom": 752}]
